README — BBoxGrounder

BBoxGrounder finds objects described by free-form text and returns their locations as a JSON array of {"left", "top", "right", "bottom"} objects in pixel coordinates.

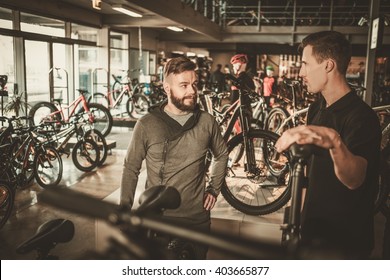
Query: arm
[
  {"left": 120, "top": 122, "right": 147, "bottom": 207},
  {"left": 205, "top": 119, "right": 229, "bottom": 209},
  {"left": 275, "top": 125, "right": 367, "bottom": 190}
]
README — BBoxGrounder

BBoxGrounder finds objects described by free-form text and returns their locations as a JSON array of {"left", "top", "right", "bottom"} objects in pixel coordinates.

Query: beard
[{"left": 170, "top": 90, "right": 197, "bottom": 112}]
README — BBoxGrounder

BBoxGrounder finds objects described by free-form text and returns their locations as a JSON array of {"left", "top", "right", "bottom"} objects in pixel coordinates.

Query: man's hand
[
  {"left": 204, "top": 193, "right": 217, "bottom": 210},
  {"left": 275, "top": 125, "right": 341, "bottom": 153},
  {"left": 275, "top": 125, "right": 367, "bottom": 190}
]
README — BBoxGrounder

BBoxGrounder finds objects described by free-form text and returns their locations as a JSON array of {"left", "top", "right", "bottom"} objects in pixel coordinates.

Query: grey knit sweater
[{"left": 120, "top": 101, "right": 228, "bottom": 224}]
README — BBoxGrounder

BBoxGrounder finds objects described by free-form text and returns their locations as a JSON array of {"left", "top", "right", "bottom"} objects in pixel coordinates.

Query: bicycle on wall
[{"left": 28, "top": 89, "right": 113, "bottom": 137}]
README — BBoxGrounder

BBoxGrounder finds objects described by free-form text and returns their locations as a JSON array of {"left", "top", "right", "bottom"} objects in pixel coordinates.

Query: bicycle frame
[
  {"left": 98, "top": 82, "right": 132, "bottom": 109},
  {"left": 40, "top": 116, "right": 92, "bottom": 154},
  {"left": 50, "top": 93, "right": 92, "bottom": 123},
  {"left": 274, "top": 107, "right": 309, "bottom": 135}
]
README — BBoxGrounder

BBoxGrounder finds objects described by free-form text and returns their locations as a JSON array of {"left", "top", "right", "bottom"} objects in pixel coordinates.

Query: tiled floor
[{"left": 0, "top": 126, "right": 388, "bottom": 260}]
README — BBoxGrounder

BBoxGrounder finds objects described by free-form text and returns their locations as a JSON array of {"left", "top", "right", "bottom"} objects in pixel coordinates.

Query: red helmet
[{"left": 230, "top": 54, "right": 248, "bottom": 64}]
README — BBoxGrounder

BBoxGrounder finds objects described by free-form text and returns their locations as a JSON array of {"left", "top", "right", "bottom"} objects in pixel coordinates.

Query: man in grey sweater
[{"left": 120, "top": 56, "right": 229, "bottom": 259}]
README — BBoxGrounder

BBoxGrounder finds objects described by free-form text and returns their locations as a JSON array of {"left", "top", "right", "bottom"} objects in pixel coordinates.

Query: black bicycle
[
  {"left": 219, "top": 74, "right": 291, "bottom": 216},
  {"left": 25, "top": 145, "right": 344, "bottom": 260}
]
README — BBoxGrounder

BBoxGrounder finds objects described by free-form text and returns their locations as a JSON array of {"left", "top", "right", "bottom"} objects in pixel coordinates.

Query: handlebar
[
  {"left": 225, "top": 74, "right": 259, "bottom": 100},
  {"left": 38, "top": 186, "right": 287, "bottom": 259},
  {"left": 283, "top": 78, "right": 301, "bottom": 87}
]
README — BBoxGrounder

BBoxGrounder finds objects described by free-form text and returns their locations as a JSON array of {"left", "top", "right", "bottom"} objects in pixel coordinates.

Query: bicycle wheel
[
  {"left": 90, "top": 92, "right": 109, "bottom": 108},
  {"left": 221, "top": 129, "right": 291, "bottom": 216},
  {"left": 112, "top": 81, "right": 124, "bottom": 103},
  {"left": 12, "top": 144, "right": 35, "bottom": 189},
  {"left": 84, "top": 129, "right": 108, "bottom": 166},
  {"left": 84, "top": 103, "right": 113, "bottom": 137},
  {"left": 71, "top": 138, "right": 100, "bottom": 172},
  {"left": 34, "top": 146, "right": 63, "bottom": 189},
  {"left": 28, "top": 102, "right": 61, "bottom": 126},
  {"left": 126, "top": 94, "right": 150, "bottom": 119},
  {"left": 0, "top": 181, "right": 14, "bottom": 230},
  {"left": 265, "top": 107, "right": 291, "bottom": 134}
]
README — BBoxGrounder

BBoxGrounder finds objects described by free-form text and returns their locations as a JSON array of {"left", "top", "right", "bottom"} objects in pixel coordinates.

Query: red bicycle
[{"left": 28, "top": 89, "right": 113, "bottom": 137}]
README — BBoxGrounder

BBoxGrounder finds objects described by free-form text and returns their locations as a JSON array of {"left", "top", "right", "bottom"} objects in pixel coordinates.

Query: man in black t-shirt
[
  {"left": 275, "top": 31, "right": 381, "bottom": 259},
  {"left": 229, "top": 54, "right": 255, "bottom": 104}
]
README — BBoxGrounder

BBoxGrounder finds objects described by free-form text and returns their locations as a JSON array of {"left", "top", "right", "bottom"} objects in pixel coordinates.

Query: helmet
[
  {"left": 230, "top": 54, "right": 248, "bottom": 64},
  {"left": 266, "top": 65, "right": 274, "bottom": 71}
]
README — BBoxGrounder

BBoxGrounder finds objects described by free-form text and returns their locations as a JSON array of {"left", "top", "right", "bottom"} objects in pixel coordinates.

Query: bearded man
[{"left": 120, "top": 56, "right": 228, "bottom": 259}]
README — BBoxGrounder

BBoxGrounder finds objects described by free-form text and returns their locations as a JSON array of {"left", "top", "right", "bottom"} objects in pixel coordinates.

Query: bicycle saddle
[
  {"left": 136, "top": 185, "right": 181, "bottom": 215},
  {"left": 16, "top": 218, "right": 75, "bottom": 254},
  {"left": 289, "top": 143, "right": 324, "bottom": 160}
]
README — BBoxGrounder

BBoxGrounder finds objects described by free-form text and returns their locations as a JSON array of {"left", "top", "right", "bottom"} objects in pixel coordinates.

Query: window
[
  {"left": 25, "top": 40, "right": 50, "bottom": 102},
  {"left": 0, "top": 7, "right": 12, "bottom": 29},
  {"left": 21, "top": 12, "right": 65, "bottom": 37},
  {"left": 72, "top": 25, "right": 99, "bottom": 93},
  {"left": 110, "top": 31, "right": 129, "bottom": 87}
]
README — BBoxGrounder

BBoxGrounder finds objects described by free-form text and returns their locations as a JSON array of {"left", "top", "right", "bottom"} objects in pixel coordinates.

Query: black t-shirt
[{"left": 302, "top": 91, "right": 381, "bottom": 257}]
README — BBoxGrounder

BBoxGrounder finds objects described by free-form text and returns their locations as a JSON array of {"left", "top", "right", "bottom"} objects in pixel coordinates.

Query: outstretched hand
[{"left": 275, "top": 125, "right": 341, "bottom": 153}]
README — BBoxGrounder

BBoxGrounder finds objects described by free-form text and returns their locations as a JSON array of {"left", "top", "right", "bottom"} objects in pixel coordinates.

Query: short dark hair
[
  {"left": 298, "top": 31, "right": 351, "bottom": 75},
  {"left": 163, "top": 56, "right": 196, "bottom": 80}
]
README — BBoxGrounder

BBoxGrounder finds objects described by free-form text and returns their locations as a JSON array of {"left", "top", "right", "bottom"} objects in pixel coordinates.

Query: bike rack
[
  {"left": 49, "top": 68, "right": 69, "bottom": 105},
  {"left": 92, "top": 68, "right": 109, "bottom": 96}
]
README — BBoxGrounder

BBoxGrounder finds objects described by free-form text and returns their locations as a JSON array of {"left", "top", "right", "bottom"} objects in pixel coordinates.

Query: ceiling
[{"left": 1, "top": 0, "right": 390, "bottom": 53}]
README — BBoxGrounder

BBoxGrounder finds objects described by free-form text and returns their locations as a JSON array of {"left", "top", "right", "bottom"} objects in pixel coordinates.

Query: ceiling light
[
  {"left": 167, "top": 26, "right": 183, "bottom": 32},
  {"left": 112, "top": 5, "right": 142, "bottom": 17}
]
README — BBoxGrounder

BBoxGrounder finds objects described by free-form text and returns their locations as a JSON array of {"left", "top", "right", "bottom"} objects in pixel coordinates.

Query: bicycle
[
  {"left": 35, "top": 150, "right": 347, "bottom": 260},
  {"left": 0, "top": 116, "right": 62, "bottom": 229},
  {"left": 38, "top": 111, "right": 108, "bottom": 171},
  {"left": 91, "top": 70, "right": 150, "bottom": 120},
  {"left": 217, "top": 74, "right": 291, "bottom": 216},
  {"left": 37, "top": 185, "right": 286, "bottom": 259},
  {"left": 265, "top": 79, "right": 313, "bottom": 135},
  {"left": 0, "top": 116, "right": 63, "bottom": 189},
  {"left": 28, "top": 89, "right": 113, "bottom": 137},
  {"left": 0, "top": 180, "right": 14, "bottom": 230}
]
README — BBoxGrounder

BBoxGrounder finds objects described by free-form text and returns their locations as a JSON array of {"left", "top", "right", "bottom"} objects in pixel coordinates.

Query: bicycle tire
[
  {"left": 221, "top": 129, "right": 291, "bottom": 216},
  {"left": 112, "top": 81, "right": 125, "bottom": 103},
  {"left": 126, "top": 94, "right": 150, "bottom": 119},
  {"left": 90, "top": 92, "right": 109, "bottom": 108},
  {"left": 34, "top": 146, "right": 63, "bottom": 189},
  {"left": 81, "top": 103, "right": 113, "bottom": 137},
  {"left": 0, "top": 180, "right": 14, "bottom": 230},
  {"left": 28, "top": 102, "right": 61, "bottom": 126},
  {"left": 265, "top": 107, "right": 291, "bottom": 134},
  {"left": 12, "top": 143, "right": 35, "bottom": 189},
  {"left": 71, "top": 138, "right": 100, "bottom": 172},
  {"left": 84, "top": 129, "right": 108, "bottom": 166}
]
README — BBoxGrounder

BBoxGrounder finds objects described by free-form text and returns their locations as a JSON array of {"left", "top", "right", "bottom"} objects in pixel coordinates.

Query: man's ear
[
  {"left": 163, "top": 81, "right": 170, "bottom": 95},
  {"left": 325, "top": 60, "right": 335, "bottom": 73}
]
